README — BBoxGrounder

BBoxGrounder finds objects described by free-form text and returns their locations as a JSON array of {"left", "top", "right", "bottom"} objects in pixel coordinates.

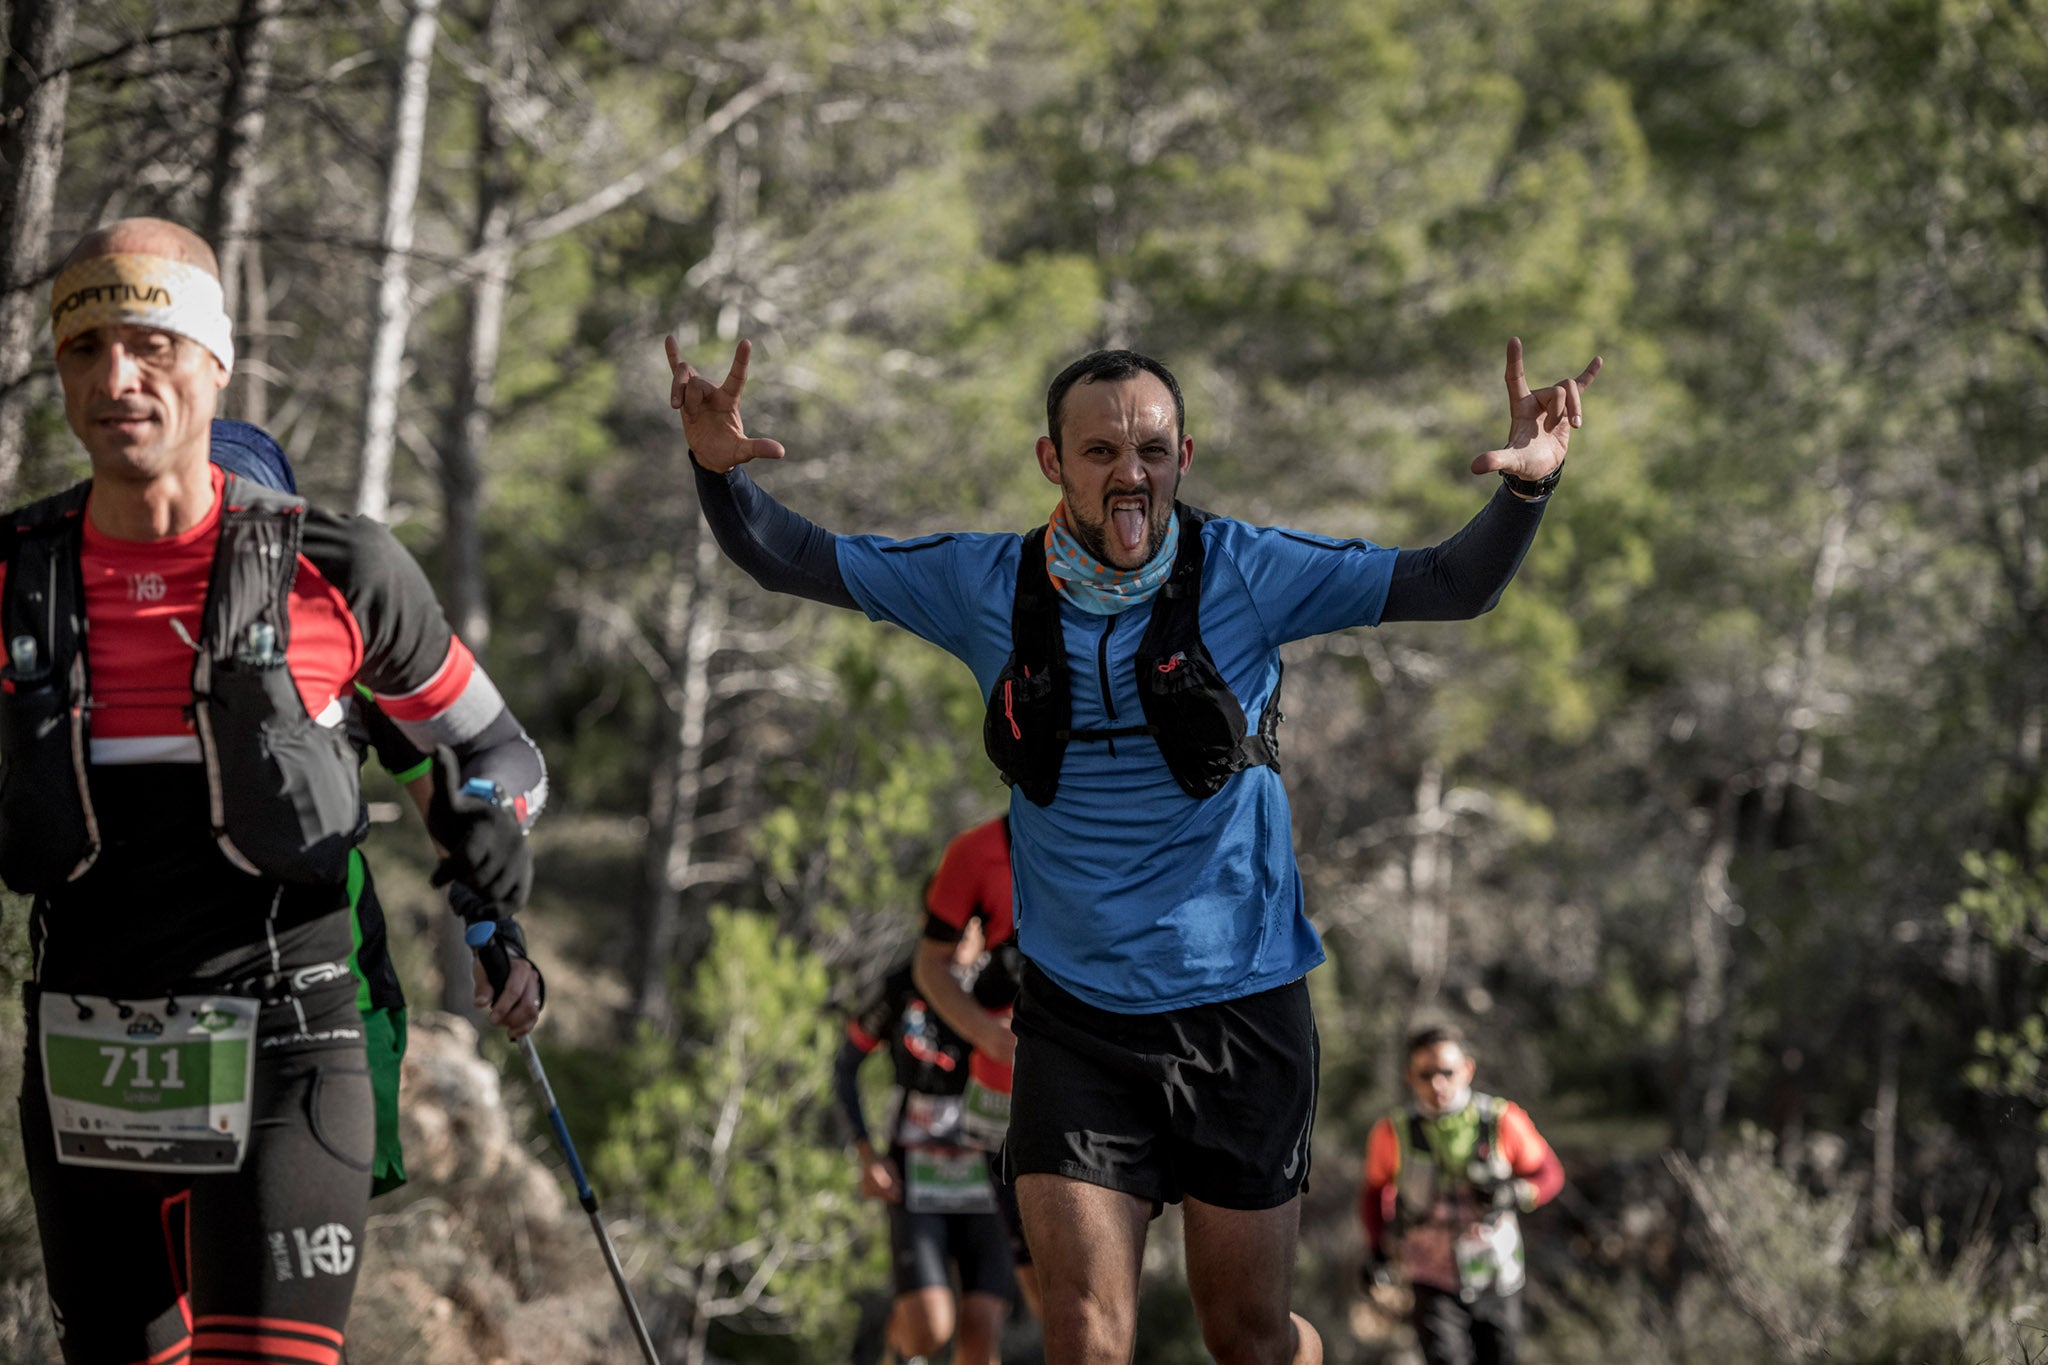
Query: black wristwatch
[{"left": 1501, "top": 460, "right": 1564, "bottom": 501}]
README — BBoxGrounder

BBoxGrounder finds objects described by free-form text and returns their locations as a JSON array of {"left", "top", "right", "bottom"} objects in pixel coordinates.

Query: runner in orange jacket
[{"left": 1360, "top": 1025, "right": 1563, "bottom": 1365}]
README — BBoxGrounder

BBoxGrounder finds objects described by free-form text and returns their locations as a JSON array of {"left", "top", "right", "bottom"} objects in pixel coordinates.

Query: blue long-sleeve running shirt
[{"left": 695, "top": 456, "right": 1547, "bottom": 1012}]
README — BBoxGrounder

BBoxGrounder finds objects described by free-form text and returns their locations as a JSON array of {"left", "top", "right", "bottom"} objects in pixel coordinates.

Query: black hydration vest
[
  {"left": 982, "top": 502, "right": 1281, "bottom": 805},
  {"left": 0, "top": 476, "right": 365, "bottom": 893}
]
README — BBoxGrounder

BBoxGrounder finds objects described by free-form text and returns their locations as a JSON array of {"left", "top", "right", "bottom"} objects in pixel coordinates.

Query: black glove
[
  {"left": 425, "top": 745, "right": 531, "bottom": 913},
  {"left": 451, "top": 885, "right": 546, "bottom": 1010}
]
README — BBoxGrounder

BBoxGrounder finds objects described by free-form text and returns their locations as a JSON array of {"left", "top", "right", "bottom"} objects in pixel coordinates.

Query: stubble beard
[{"left": 1063, "top": 472, "right": 1179, "bottom": 571}]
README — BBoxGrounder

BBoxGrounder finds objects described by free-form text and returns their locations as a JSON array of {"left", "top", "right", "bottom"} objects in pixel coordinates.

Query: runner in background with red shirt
[{"left": 909, "top": 816, "right": 1040, "bottom": 1316}]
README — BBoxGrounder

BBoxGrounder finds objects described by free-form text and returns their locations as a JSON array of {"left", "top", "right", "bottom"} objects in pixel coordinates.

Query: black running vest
[
  {"left": 0, "top": 477, "right": 365, "bottom": 893},
  {"left": 982, "top": 503, "right": 1281, "bottom": 805}
]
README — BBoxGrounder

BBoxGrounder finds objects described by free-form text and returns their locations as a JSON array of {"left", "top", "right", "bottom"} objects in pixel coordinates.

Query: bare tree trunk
[
  {"left": 200, "top": 0, "right": 280, "bottom": 313},
  {"left": 437, "top": 0, "right": 519, "bottom": 654},
  {"left": 1868, "top": 996, "right": 1901, "bottom": 1235},
  {"left": 1676, "top": 782, "right": 1738, "bottom": 1157},
  {"left": 1680, "top": 499, "right": 1853, "bottom": 1156},
  {"left": 424, "top": 0, "right": 518, "bottom": 1020},
  {"left": 1406, "top": 758, "right": 1450, "bottom": 1009},
  {"left": 354, "top": 0, "right": 441, "bottom": 519},
  {"left": 200, "top": 0, "right": 282, "bottom": 423},
  {"left": 0, "top": 0, "right": 78, "bottom": 502},
  {"left": 237, "top": 236, "right": 271, "bottom": 428},
  {"left": 635, "top": 531, "right": 725, "bottom": 1031}
]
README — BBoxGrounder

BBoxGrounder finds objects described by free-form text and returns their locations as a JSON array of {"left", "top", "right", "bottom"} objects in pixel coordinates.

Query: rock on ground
[{"left": 346, "top": 1011, "right": 646, "bottom": 1364}]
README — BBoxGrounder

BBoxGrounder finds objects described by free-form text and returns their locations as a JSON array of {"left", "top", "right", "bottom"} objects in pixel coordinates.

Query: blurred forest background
[{"left": 2, "top": 0, "right": 2047, "bottom": 1360}]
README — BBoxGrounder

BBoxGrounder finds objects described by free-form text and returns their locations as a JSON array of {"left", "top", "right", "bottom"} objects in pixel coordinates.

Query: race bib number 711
[{"left": 41, "top": 995, "right": 258, "bottom": 1172}]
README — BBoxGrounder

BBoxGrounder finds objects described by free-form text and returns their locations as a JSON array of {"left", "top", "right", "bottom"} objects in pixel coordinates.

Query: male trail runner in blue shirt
[{"left": 666, "top": 334, "right": 1598, "bottom": 1365}]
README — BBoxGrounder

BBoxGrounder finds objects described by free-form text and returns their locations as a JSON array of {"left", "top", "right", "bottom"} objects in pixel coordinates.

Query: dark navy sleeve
[
  {"left": 1379, "top": 484, "right": 1548, "bottom": 623},
  {"left": 831, "top": 1037, "right": 873, "bottom": 1144},
  {"left": 692, "top": 455, "right": 857, "bottom": 609}
]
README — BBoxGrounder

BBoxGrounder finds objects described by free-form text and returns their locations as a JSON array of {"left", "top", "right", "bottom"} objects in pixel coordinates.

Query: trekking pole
[{"left": 468, "top": 920, "right": 664, "bottom": 1365}]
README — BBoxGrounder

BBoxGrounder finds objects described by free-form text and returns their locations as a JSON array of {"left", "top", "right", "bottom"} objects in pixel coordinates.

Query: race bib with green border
[
  {"left": 40, "top": 994, "right": 258, "bottom": 1172},
  {"left": 904, "top": 1145, "right": 995, "bottom": 1215},
  {"left": 959, "top": 1076, "right": 1011, "bottom": 1152}
]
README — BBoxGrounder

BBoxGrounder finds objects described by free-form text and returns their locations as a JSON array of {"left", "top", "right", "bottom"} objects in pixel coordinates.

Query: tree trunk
[
  {"left": 635, "top": 531, "right": 725, "bottom": 1031},
  {"left": 437, "top": 0, "right": 518, "bottom": 655},
  {"left": 354, "top": 0, "right": 441, "bottom": 520},
  {"left": 1868, "top": 997, "right": 1901, "bottom": 1236},
  {"left": 1680, "top": 499, "right": 1853, "bottom": 1156},
  {"left": 425, "top": 0, "right": 519, "bottom": 1020},
  {"left": 200, "top": 0, "right": 283, "bottom": 423},
  {"left": 1676, "top": 782, "right": 1738, "bottom": 1156},
  {"left": 1406, "top": 758, "right": 1450, "bottom": 1009},
  {"left": 236, "top": 235, "right": 271, "bottom": 429},
  {"left": 0, "top": 0, "right": 78, "bottom": 503}
]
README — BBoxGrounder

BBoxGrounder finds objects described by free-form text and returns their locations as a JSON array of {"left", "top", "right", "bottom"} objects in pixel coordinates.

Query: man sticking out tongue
[{"left": 669, "top": 334, "right": 1598, "bottom": 1365}]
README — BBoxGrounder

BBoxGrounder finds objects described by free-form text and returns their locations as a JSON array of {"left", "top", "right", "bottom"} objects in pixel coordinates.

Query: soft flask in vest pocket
[
  {"left": 1139, "top": 645, "right": 1251, "bottom": 799},
  {"left": 194, "top": 645, "right": 363, "bottom": 885},
  {"left": 189, "top": 479, "right": 365, "bottom": 885},
  {"left": 984, "top": 659, "right": 1066, "bottom": 806}
]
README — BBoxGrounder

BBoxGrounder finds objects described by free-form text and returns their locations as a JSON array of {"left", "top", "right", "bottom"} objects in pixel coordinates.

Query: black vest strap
[{"left": 201, "top": 475, "right": 306, "bottom": 666}]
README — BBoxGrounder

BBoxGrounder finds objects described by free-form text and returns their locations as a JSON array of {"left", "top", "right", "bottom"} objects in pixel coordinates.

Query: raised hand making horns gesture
[
  {"left": 1470, "top": 337, "right": 1603, "bottom": 484},
  {"left": 667, "top": 335, "right": 785, "bottom": 473}
]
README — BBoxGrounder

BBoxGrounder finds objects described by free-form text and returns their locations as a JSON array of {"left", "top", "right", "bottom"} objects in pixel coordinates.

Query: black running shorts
[
  {"left": 1005, "top": 964, "right": 1318, "bottom": 1210},
  {"left": 20, "top": 980, "right": 373, "bottom": 1365},
  {"left": 886, "top": 1198, "right": 1017, "bottom": 1302}
]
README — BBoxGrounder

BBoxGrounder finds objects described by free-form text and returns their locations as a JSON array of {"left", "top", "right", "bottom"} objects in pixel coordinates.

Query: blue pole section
[{"left": 465, "top": 918, "right": 663, "bottom": 1362}]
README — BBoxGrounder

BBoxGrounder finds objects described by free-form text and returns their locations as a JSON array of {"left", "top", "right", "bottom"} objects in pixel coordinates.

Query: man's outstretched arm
[
  {"left": 1380, "top": 484, "right": 1546, "bottom": 622},
  {"left": 671, "top": 335, "right": 859, "bottom": 608},
  {"left": 692, "top": 457, "right": 857, "bottom": 608},
  {"left": 1383, "top": 338, "right": 1603, "bottom": 622}
]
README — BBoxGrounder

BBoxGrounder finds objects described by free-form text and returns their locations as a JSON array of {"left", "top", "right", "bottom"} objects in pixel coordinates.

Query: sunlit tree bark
[
  {"left": 0, "top": 0, "right": 78, "bottom": 502},
  {"left": 354, "top": 0, "right": 440, "bottom": 520}
]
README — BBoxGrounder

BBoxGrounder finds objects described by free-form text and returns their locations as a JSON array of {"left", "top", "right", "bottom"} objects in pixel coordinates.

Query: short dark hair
[
  {"left": 1407, "top": 1024, "right": 1469, "bottom": 1059},
  {"left": 1044, "top": 349, "right": 1185, "bottom": 455}
]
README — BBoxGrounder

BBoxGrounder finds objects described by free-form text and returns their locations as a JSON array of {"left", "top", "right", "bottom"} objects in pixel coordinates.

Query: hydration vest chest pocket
[
  {"left": 983, "top": 506, "right": 1282, "bottom": 805},
  {"left": 984, "top": 659, "right": 1066, "bottom": 806},
  {"left": 1141, "top": 645, "right": 1256, "bottom": 799},
  {"left": 200, "top": 657, "right": 362, "bottom": 885}
]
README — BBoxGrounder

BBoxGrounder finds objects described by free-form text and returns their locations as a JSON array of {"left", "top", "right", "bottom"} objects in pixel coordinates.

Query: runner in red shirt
[{"left": 909, "top": 816, "right": 1040, "bottom": 1314}]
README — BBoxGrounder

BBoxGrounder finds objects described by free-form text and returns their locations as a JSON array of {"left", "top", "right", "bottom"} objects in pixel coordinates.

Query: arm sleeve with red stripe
[
  {"left": 1499, "top": 1103, "right": 1564, "bottom": 1207},
  {"left": 300, "top": 511, "right": 546, "bottom": 827}
]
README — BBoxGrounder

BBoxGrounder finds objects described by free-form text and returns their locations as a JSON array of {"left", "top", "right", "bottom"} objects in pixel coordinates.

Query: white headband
[{"left": 50, "top": 252, "right": 235, "bottom": 374}]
